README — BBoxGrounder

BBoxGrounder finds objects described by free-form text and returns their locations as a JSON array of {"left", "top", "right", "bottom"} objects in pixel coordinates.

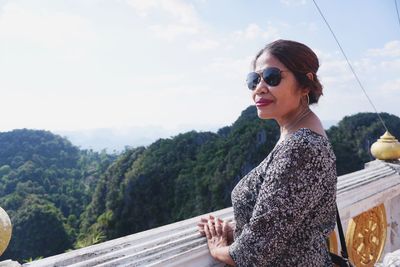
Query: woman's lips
[{"left": 255, "top": 99, "right": 273, "bottom": 107}]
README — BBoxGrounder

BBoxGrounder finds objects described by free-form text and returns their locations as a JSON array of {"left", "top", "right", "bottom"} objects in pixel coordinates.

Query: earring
[{"left": 301, "top": 94, "right": 310, "bottom": 107}]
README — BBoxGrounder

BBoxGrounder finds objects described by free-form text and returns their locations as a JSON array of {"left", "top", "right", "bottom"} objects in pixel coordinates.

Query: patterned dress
[{"left": 229, "top": 128, "right": 337, "bottom": 267}]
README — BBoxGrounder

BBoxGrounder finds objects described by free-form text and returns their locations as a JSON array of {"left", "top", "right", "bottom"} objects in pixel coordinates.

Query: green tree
[
  {"left": 327, "top": 112, "right": 400, "bottom": 175},
  {"left": 2, "top": 196, "right": 71, "bottom": 261}
]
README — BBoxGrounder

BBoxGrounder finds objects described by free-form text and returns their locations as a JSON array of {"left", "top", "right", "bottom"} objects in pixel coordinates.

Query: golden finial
[
  {"left": 370, "top": 131, "right": 400, "bottom": 160},
  {"left": 0, "top": 206, "right": 12, "bottom": 256}
]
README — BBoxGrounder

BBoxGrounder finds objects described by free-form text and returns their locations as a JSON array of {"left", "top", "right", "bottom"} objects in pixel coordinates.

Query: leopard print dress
[{"left": 229, "top": 128, "right": 337, "bottom": 267}]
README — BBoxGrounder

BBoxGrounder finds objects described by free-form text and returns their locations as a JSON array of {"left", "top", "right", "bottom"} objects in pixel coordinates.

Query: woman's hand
[
  {"left": 197, "top": 215, "right": 234, "bottom": 244},
  {"left": 197, "top": 215, "right": 236, "bottom": 266},
  {"left": 204, "top": 217, "right": 229, "bottom": 255}
]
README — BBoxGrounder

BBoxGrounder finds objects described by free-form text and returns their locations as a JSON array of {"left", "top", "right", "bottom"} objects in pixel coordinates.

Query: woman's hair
[{"left": 252, "top": 39, "right": 323, "bottom": 105}]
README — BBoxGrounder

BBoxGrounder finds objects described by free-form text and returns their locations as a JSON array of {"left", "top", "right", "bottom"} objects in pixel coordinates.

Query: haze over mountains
[{"left": 56, "top": 118, "right": 339, "bottom": 152}]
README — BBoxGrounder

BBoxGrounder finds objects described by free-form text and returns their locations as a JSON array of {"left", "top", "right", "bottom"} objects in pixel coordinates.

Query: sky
[{"left": 0, "top": 0, "right": 399, "bottom": 151}]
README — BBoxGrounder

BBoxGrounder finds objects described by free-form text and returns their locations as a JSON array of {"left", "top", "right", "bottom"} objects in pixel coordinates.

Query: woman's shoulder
[
  {"left": 290, "top": 127, "right": 328, "bottom": 144},
  {"left": 277, "top": 128, "right": 335, "bottom": 160}
]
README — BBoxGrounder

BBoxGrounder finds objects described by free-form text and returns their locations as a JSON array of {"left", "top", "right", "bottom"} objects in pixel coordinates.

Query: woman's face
[{"left": 252, "top": 51, "right": 307, "bottom": 126}]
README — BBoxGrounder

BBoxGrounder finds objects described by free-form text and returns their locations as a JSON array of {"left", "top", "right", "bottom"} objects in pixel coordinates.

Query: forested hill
[
  {"left": 329, "top": 112, "right": 400, "bottom": 175},
  {"left": 79, "top": 106, "right": 281, "bottom": 242},
  {"left": 1, "top": 108, "right": 400, "bottom": 262},
  {"left": 78, "top": 107, "right": 400, "bottom": 248},
  {"left": 0, "top": 129, "right": 116, "bottom": 262}
]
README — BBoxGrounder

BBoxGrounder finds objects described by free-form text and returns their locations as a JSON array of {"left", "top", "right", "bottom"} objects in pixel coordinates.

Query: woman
[{"left": 198, "top": 39, "right": 337, "bottom": 266}]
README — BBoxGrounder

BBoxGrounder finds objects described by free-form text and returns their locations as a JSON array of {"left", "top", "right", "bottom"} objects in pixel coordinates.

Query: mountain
[
  {"left": 79, "top": 108, "right": 400, "bottom": 244},
  {"left": 1, "top": 108, "right": 399, "bottom": 262},
  {"left": 327, "top": 112, "right": 400, "bottom": 175},
  {"left": 77, "top": 106, "right": 277, "bottom": 240}
]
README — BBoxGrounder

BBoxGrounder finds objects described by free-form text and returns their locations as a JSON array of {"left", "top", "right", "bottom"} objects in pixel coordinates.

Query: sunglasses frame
[{"left": 246, "top": 67, "right": 289, "bottom": 90}]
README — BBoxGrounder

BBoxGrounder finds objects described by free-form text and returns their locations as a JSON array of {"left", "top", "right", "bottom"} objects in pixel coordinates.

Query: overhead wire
[
  {"left": 396, "top": 0, "right": 400, "bottom": 31},
  {"left": 311, "top": 0, "right": 389, "bottom": 132}
]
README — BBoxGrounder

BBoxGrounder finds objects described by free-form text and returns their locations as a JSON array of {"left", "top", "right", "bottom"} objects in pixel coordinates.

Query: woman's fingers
[
  {"left": 204, "top": 223, "right": 211, "bottom": 239},
  {"left": 198, "top": 226, "right": 206, "bottom": 236},
  {"left": 222, "top": 220, "right": 229, "bottom": 239},
  {"left": 215, "top": 217, "right": 223, "bottom": 236},
  {"left": 199, "top": 215, "right": 228, "bottom": 237},
  {"left": 200, "top": 217, "right": 208, "bottom": 223},
  {"left": 208, "top": 220, "right": 217, "bottom": 236}
]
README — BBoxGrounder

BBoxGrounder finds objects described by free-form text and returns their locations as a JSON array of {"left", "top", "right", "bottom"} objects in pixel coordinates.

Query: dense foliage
[
  {"left": 0, "top": 129, "right": 115, "bottom": 262},
  {"left": 0, "top": 109, "right": 399, "bottom": 262},
  {"left": 327, "top": 112, "right": 400, "bottom": 175},
  {"left": 9, "top": 196, "right": 71, "bottom": 259},
  {"left": 77, "top": 106, "right": 280, "bottom": 242}
]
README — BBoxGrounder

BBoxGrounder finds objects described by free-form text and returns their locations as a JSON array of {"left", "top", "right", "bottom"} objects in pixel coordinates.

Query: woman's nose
[{"left": 254, "top": 79, "right": 269, "bottom": 94}]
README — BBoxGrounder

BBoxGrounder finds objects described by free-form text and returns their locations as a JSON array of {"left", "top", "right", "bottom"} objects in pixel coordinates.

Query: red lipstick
[{"left": 255, "top": 98, "right": 273, "bottom": 107}]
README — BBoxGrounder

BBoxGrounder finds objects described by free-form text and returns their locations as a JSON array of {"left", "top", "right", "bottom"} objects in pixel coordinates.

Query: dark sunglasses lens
[
  {"left": 246, "top": 72, "right": 260, "bottom": 90},
  {"left": 263, "top": 68, "right": 281, "bottom": 86}
]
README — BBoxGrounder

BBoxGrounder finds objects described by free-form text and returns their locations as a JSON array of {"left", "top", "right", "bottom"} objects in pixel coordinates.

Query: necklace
[{"left": 281, "top": 107, "right": 312, "bottom": 134}]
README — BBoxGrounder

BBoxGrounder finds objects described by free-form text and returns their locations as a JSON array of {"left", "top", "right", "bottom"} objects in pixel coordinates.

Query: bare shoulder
[
  {"left": 307, "top": 126, "right": 327, "bottom": 138},
  {"left": 302, "top": 112, "right": 327, "bottom": 138}
]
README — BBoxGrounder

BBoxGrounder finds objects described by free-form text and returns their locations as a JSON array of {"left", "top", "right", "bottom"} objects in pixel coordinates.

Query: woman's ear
[
  {"left": 306, "top": 72, "right": 314, "bottom": 81},
  {"left": 302, "top": 89, "right": 310, "bottom": 97}
]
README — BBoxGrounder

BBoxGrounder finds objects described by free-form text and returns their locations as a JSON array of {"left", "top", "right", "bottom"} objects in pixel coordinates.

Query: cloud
[
  {"left": 299, "top": 22, "right": 318, "bottom": 32},
  {"left": 149, "top": 23, "right": 199, "bottom": 41},
  {"left": 203, "top": 56, "right": 253, "bottom": 77},
  {"left": 232, "top": 23, "right": 279, "bottom": 41},
  {"left": 127, "top": 73, "right": 186, "bottom": 89},
  {"left": 124, "top": 0, "right": 159, "bottom": 17},
  {"left": 280, "top": 0, "right": 307, "bottom": 7},
  {"left": 318, "top": 54, "right": 354, "bottom": 86},
  {"left": 126, "top": 0, "right": 202, "bottom": 41},
  {"left": 126, "top": 0, "right": 222, "bottom": 51},
  {"left": 379, "top": 79, "right": 400, "bottom": 93},
  {"left": 367, "top": 40, "right": 400, "bottom": 57},
  {"left": 379, "top": 58, "right": 400, "bottom": 69},
  {"left": 0, "top": 3, "right": 96, "bottom": 50},
  {"left": 189, "top": 38, "right": 220, "bottom": 51},
  {"left": 311, "top": 43, "right": 400, "bottom": 122}
]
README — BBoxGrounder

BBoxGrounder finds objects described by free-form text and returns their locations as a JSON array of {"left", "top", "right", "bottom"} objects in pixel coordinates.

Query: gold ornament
[
  {"left": 346, "top": 204, "right": 387, "bottom": 267},
  {"left": 328, "top": 230, "right": 338, "bottom": 255},
  {"left": 0, "top": 206, "right": 12, "bottom": 256},
  {"left": 370, "top": 131, "right": 400, "bottom": 160}
]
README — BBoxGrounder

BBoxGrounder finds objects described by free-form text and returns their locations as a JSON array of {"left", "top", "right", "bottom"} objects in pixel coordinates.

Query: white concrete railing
[
  {"left": 13, "top": 160, "right": 400, "bottom": 266},
  {"left": 23, "top": 209, "right": 231, "bottom": 267}
]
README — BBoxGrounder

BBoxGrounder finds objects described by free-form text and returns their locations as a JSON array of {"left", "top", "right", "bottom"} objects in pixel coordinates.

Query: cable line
[
  {"left": 311, "top": 0, "right": 389, "bottom": 132},
  {"left": 395, "top": 0, "right": 400, "bottom": 31}
]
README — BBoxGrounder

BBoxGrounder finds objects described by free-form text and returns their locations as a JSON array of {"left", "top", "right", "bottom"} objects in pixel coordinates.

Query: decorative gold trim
[
  {"left": 328, "top": 230, "right": 338, "bottom": 255},
  {"left": 346, "top": 204, "right": 387, "bottom": 267}
]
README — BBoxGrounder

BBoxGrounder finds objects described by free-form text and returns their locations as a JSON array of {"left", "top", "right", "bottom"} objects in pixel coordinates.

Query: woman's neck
[{"left": 279, "top": 105, "right": 312, "bottom": 140}]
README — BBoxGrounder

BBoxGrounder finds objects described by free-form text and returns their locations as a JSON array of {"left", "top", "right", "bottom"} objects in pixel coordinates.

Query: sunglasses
[{"left": 246, "top": 67, "right": 287, "bottom": 90}]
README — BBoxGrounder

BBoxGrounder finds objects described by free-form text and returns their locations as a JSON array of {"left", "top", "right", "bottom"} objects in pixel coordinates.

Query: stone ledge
[{"left": 0, "top": 260, "right": 22, "bottom": 267}]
